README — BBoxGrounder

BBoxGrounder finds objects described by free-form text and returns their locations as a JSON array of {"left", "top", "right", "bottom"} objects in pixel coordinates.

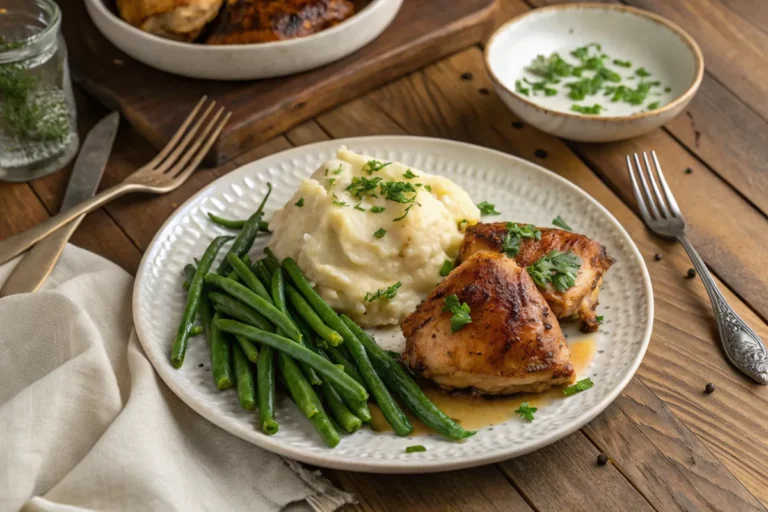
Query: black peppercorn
[
  {"left": 460, "top": 72, "right": 473, "bottom": 81},
  {"left": 684, "top": 167, "right": 693, "bottom": 174},
  {"left": 512, "top": 121, "right": 524, "bottom": 129},
  {"left": 534, "top": 149, "right": 548, "bottom": 159},
  {"left": 478, "top": 88, "right": 491, "bottom": 95},
  {"left": 705, "top": 383, "right": 715, "bottom": 394},
  {"left": 654, "top": 253, "right": 662, "bottom": 261},
  {"left": 687, "top": 268, "right": 696, "bottom": 278},
  {"left": 597, "top": 453, "right": 608, "bottom": 466}
]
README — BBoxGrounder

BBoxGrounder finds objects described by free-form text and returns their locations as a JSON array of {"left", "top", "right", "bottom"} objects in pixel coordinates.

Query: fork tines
[
  {"left": 626, "top": 150, "right": 682, "bottom": 223},
  {"left": 150, "top": 96, "right": 232, "bottom": 177}
]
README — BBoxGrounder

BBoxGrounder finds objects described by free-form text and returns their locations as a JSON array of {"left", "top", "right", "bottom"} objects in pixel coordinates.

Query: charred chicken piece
[
  {"left": 402, "top": 251, "right": 575, "bottom": 395},
  {"left": 458, "top": 223, "right": 614, "bottom": 333},
  {"left": 206, "top": 0, "right": 355, "bottom": 44},
  {"left": 117, "top": 0, "right": 224, "bottom": 42}
]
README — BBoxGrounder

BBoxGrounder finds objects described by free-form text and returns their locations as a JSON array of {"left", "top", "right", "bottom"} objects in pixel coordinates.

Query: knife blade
[{"left": 0, "top": 112, "right": 120, "bottom": 297}]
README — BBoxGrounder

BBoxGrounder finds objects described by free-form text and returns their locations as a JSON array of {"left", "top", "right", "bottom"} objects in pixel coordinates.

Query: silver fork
[
  {"left": 0, "top": 97, "right": 231, "bottom": 266},
  {"left": 627, "top": 151, "right": 768, "bottom": 384}
]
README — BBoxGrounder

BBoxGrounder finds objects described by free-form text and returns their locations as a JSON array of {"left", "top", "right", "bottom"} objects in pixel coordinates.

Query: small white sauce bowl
[
  {"left": 84, "top": 0, "right": 402, "bottom": 80},
  {"left": 484, "top": 3, "right": 703, "bottom": 142}
]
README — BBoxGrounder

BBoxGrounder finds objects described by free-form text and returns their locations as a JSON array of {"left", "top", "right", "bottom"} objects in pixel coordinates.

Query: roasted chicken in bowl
[
  {"left": 402, "top": 251, "right": 576, "bottom": 395},
  {"left": 459, "top": 223, "right": 614, "bottom": 333}
]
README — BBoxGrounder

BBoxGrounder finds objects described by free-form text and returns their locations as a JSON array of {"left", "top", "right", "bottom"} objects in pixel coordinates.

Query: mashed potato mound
[{"left": 268, "top": 147, "right": 481, "bottom": 326}]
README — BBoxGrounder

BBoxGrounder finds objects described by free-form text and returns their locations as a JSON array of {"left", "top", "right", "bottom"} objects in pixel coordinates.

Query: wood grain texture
[
  {"left": 500, "top": 433, "right": 655, "bottom": 512},
  {"left": 353, "top": 46, "right": 768, "bottom": 506},
  {"left": 60, "top": 0, "right": 497, "bottom": 165},
  {"left": 333, "top": 465, "right": 535, "bottom": 512}
]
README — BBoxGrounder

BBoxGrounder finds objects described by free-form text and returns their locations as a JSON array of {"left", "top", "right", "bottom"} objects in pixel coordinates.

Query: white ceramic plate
[
  {"left": 485, "top": 4, "right": 703, "bottom": 141},
  {"left": 133, "top": 136, "right": 653, "bottom": 473},
  {"left": 85, "top": 0, "right": 402, "bottom": 80}
]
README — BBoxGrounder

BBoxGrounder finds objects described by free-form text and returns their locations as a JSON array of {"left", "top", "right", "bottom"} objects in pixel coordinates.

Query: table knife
[{"left": 0, "top": 112, "right": 120, "bottom": 297}]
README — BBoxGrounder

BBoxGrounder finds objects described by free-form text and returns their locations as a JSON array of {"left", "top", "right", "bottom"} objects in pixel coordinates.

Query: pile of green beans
[{"left": 170, "top": 190, "right": 474, "bottom": 447}]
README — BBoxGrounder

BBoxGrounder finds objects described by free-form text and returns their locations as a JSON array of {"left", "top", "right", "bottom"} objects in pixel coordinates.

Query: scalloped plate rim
[{"left": 133, "top": 135, "right": 654, "bottom": 473}]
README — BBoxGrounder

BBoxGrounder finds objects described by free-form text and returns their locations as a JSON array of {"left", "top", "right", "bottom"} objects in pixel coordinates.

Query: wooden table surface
[{"left": 3, "top": 0, "right": 768, "bottom": 510}]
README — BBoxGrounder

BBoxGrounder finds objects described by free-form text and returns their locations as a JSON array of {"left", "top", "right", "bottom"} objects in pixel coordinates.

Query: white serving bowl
[
  {"left": 84, "top": 0, "right": 402, "bottom": 80},
  {"left": 484, "top": 3, "right": 703, "bottom": 142}
]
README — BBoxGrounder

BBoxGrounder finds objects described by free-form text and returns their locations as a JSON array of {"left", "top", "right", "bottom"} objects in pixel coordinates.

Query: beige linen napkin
[{"left": 0, "top": 245, "right": 354, "bottom": 512}]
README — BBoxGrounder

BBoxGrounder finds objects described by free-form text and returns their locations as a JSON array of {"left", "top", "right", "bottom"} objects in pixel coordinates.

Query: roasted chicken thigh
[
  {"left": 458, "top": 223, "right": 614, "bottom": 333},
  {"left": 206, "top": 0, "right": 355, "bottom": 44},
  {"left": 402, "top": 251, "right": 575, "bottom": 395}
]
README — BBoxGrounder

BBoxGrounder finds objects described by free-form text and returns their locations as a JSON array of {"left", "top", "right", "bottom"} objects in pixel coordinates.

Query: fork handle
[
  {"left": 678, "top": 235, "right": 768, "bottom": 384},
  {"left": 0, "top": 182, "right": 139, "bottom": 266}
]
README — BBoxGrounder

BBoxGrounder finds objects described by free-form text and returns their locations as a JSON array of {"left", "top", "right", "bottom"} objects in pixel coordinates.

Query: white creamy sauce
[{"left": 268, "top": 147, "right": 481, "bottom": 326}]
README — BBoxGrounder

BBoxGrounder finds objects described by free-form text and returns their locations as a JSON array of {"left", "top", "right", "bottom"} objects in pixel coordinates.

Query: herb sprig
[
  {"left": 515, "top": 402, "right": 537, "bottom": 421},
  {"left": 527, "top": 250, "right": 582, "bottom": 292},
  {"left": 503, "top": 223, "right": 541, "bottom": 258},
  {"left": 443, "top": 294, "right": 472, "bottom": 332},
  {"left": 563, "top": 378, "right": 594, "bottom": 396}
]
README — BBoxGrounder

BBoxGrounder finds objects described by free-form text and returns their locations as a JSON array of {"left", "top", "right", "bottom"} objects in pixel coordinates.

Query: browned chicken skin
[
  {"left": 402, "top": 251, "right": 576, "bottom": 395},
  {"left": 458, "top": 223, "right": 614, "bottom": 333},
  {"left": 206, "top": 0, "right": 355, "bottom": 44}
]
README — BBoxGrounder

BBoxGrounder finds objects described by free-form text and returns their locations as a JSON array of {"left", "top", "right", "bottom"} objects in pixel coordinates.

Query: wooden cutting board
[{"left": 60, "top": 0, "right": 498, "bottom": 165}]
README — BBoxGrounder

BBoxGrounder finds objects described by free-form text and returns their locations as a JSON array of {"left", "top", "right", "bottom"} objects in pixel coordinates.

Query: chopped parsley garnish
[
  {"left": 664, "top": 87, "right": 671, "bottom": 93},
  {"left": 571, "top": 103, "right": 604, "bottom": 115},
  {"left": 362, "top": 159, "right": 391, "bottom": 174},
  {"left": 443, "top": 294, "right": 472, "bottom": 332},
  {"left": 476, "top": 201, "right": 500, "bottom": 216},
  {"left": 603, "top": 81, "right": 658, "bottom": 105},
  {"left": 524, "top": 78, "right": 557, "bottom": 96},
  {"left": 527, "top": 53, "right": 575, "bottom": 82},
  {"left": 439, "top": 259, "right": 454, "bottom": 277},
  {"left": 353, "top": 203, "right": 366, "bottom": 211},
  {"left": 570, "top": 42, "right": 601, "bottom": 62},
  {"left": 393, "top": 204, "right": 415, "bottom": 221},
  {"left": 346, "top": 176, "right": 381, "bottom": 198},
  {"left": 370, "top": 206, "right": 386, "bottom": 213},
  {"left": 566, "top": 76, "right": 604, "bottom": 100},
  {"left": 596, "top": 315, "right": 604, "bottom": 325},
  {"left": 647, "top": 101, "right": 660, "bottom": 110},
  {"left": 458, "top": 219, "right": 469, "bottom": 229},
  {"left": 563, "top": 378, "right": 594, "bottom": 396},
  {"left": 294, "top": 197, "right": 305, "bottom": 207},
  {"left": 403, "top": 169, "right": 419, "bottom": 179},
  {"left": 327, "top": 178, "right": 336, "bottom": 186},
  {"left": 635, "top": 67, "right": 651, "bottom": 77},
  {"left": 552, "top": 216, "right": 572, "bottom": 231},
  {"left": 424, "top": 185, "right": 432, "bottom": 192},
  {"left": 364, "top": 282, "right": 401, "bottom": 302},
  {"left": 515, "top": 79, "right": 530, "bottom": 96},
  {"left": 613, "top": 59, "right": 632, "bottom": 67},
  {"left": 332, "top": 164, "right": 343, "bottom": 175},
  {"left": 332, "top": 195, "right": 348, "bottom": 207},
  {"left": 502, "top": 222, "right": 541, "bottom": 258},
  {"left": 405, "top": 445, "right": 426, "bottom": 453},
  {"left": 373, "top": 227, "right": 387, "bottom": 239},
  {"left": 527, "top": 250, "right": 582, "bottom": 292},
  {"left": 379, "top": 180, "right": 418, "bottom": 204},
  {"left": 515, "top": 402, "right": 537, "bottom": 421}
]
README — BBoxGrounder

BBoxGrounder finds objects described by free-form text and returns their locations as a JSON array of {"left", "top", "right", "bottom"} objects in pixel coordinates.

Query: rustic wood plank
[
  {"left": 61, "top": 0, "right": 497, "bottom": 165},
  {"left": 351, "top": 47, "right": 768, "bottom": 507},
  {"left": 588, "top": 378, "right": 766, "bottom": 512},
  {"left": 333, "top": 466, "right": 535, "bottom": 512},
  {"left": 0, "top": 182, "right": 50, "bottom": 242},
  {"left": 499, "top": 433, "right": 655, "bottom": 512}
]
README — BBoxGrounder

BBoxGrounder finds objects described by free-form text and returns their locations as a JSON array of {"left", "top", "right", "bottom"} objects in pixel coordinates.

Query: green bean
[
  {"left": 227, "top": 253, "right": 271, "bottom": 301},
  {"left": 233, "top": 342, "right": 256, "bottom": 410},
  {"left": 272, "top": 269, "right": 322, "bottom": 386},
  {"left": 317, "top": 377, "right": 362, "bottom": 433},
  {"left": 190, "top": 325, "right": 203, "bottom": 336},
  {"left": 171, "top": 235, "right": 233, "bottom": 368},
  {"left": 278, "top": 354, "right": 339, "bottom": 447},
  {"left": 208, "top": 292, "right": 273, "bottom": 331},
  {"left": 325, "top": 345, "right": 365, "bottom": 386},
  {"left": 215, "top": 320, "right": 368, "bottom": 403},
  {"left": 253, "top": 259, "right": 274, "bottom": 289},
  {"left": 205, "top": 274, "right": 302, "bottom": 342},
  {"left": 285, "top": 283, "right": 344, "bottom": 346},
  {"left": 235, "top": 334, "right": 259, "bottom": 363},
  {"left": 216, "top": 183, "right": 272, "bottom": 275},
  {"left": 199, "top": 292, "right": 214, "bottom": 343},
  {"left": 291, "top": 309, "right": 370, "bottom": 422},
  {"left": 263, "top": 247, "right": 280, "bottom": 267},
  {"left": 282, "top": 258, "right": 412, "bottom": 436},
  {"left": 210, "top": 312, "right": 233, "bottom": 390},
  {"left": 208, "top": 213, "right": 269, "bottom": 233},
  {"left": 341, "top": 315, "right": 474, "bottom": 440},
  {"left": 182, "top": 264, "right": 196, "bottom": 290},
  {"left": 257, "top": 346, "right": 278, "bottom": 435}
]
